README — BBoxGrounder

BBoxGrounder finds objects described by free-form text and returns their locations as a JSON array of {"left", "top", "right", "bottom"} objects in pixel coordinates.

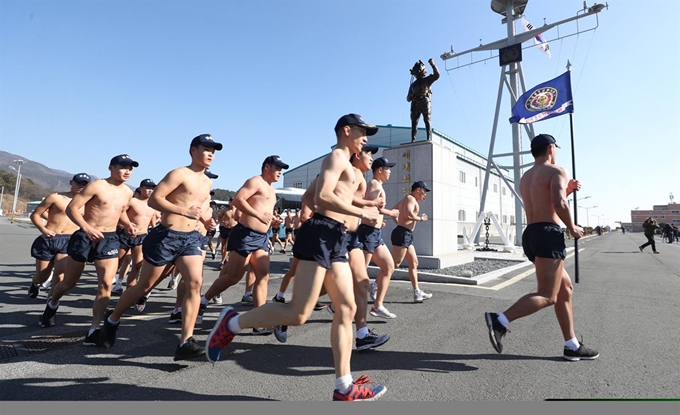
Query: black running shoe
[
  {"left": 28, "top": 283, "right": 40, "bottom": 298},
  {"left": 196, "top": 302, "right": 207, "bottom": 324},
  {"left": 272, "top": 295, "right": 285, "bottom": 304},
  {"left": 134, "top": 295, "right": 149, "bottom": 313},
  {"left": 356, "top": 329, "right": 390, "bottom": 351},
  {"left": 174, "top": 337, "right": 205, "bottom": 361},
  {"left": 563, "top": 341, "right": 599, "bottom": 361},
  {"left": 39, "top": 300, "right": 58, "bottom": 328},
  {"left": 83, "top": 329, "right": 101, "bottom": 347},
  {"left": 252, "top": 327, "right": 273, "bottom": 335},
  {"left": 313, "top": 301, "right": 324, "bottom": 311},
  {"left": 99, "top": 309, "right": 118, "bottom": 349},
  {"left": 169, "top": 310, "right": 182, "bottom": 324},
  {"left": 484, "top": 312, "right": 507, "bottom": 353},
  {"left": 271, "top": 295, "right": 287, "bottom": 342}
]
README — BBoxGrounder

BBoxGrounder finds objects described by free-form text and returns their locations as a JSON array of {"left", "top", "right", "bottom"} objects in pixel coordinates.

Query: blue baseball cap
[
  {"left": 204, "top": 168, "right": 218, "bottom": 179},
  {"left": 109, "top": 154, "right": 139, "bottom": 167},
  {"left": 412, "top": 181, "right": 431, "bottom": 192},
  {"left": 262, "top": 155, "right": 289, "bottom": 169},
  {"left": 72, "top": 173, "right": 91, "bottom": 184},
  {"left": 191, "top": 134, "right": 223, "bottom": 151},
  {"left": 362, "top": 144, "right": 379, "bottom": 154},
  {"left": 334, "top": 114, "right": 379, "bottom": 136},
  {"left": 139, "top": 179, "right": 156, "bottom": 188},
  {"left": 372, "top": 157, "right": 396, "bottom": 170},
  {"left": 531, "top": 134, "right": 560, "bottom": 149}
]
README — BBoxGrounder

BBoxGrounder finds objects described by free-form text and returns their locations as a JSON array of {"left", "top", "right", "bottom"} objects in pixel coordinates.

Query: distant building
[
  {"left": 282, "top": 125, "right": 518, "bottom": 237},
  {"left": 630, "top": 203, "right": 680, "bottom": 232}
]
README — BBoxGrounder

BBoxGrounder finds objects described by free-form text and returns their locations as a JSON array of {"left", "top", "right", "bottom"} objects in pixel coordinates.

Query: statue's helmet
[{"left": 410, "top": 60, "right": 427, "bottom": 78}]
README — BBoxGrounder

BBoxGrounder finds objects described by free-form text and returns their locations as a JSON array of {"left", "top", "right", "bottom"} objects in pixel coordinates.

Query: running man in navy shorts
[
  {"left": 28, "top": 173, "right": 91, "bottom": 299},
  {"left": 484, "top": 133, "right": 599, "bottom": 361},
  {"left": 206, "top": 113, "right": 387, "bottom": 401},
  {"left": 39, "top": 155, "right": 137, "bottom": 350}
]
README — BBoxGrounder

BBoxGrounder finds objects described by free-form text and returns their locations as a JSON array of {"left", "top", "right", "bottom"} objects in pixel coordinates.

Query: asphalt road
[{"left": 0, "top": 217, "right": 678, "bottom": 412}]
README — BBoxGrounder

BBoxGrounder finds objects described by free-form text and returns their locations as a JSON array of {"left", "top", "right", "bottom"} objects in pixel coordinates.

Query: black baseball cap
[
  {"left": 531, "top": 134, "right": 560, "bottom": 149},
  {"left": 139, "top": 179, "right": 156, "bottom": 188},
  {"left": 191, "top": 134, "right": 223, "bottom": 151},
  {"left": 109, "top": 154, "right": 139, "bottom": 167},
  {"left": 372, "top": 157, "right": 396, "bottom": 170},
  {"left": 334, "top": 113, "right": 379, "bottom": 136},
  {"left": 412, "top": 181, "right": 431, "bottom": 192},
  {"left": 72, "top": 173, "right": 91, "bottom": 184},
  {"left": 262, "top": 155, "right": 289, "bottom": 169},
  {"left": 362, "top": 144, "right": 379, "bottom": 154},
  {"left": 204, "top": 168, "right": 218, "bottom": 179}
]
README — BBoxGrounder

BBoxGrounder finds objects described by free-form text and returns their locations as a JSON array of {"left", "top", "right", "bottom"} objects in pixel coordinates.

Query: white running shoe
[
  {"left": 211, "top": 294, "right": 223, "bottom": 304},
  {"left": 41, "top": 279, "right": 52, "bottom": 290},
  {"left": 414, "top": 290, "right": 433, "bottom": 303},
  {"left": 167, "top": 275, "right": 179, "bottom": 290},
  {"left": 368, "top": 281, "right": 378, "bottom": 302},
  {"left": 112, "top": 279, "right": 123, "bottom": 293},
  {"left": 369, "top": 305, "right": 396, "bottom": 319}
]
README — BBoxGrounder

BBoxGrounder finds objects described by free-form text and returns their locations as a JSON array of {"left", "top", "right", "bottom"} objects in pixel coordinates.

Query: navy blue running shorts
[
  {"left": 142, "top": 225, "right": 204, "bottom": 266},
  {"left": 357, "top": 224, "right": 385, "bottom": 254},
  {"left": 118, "top": 232, "right": 147, "bottom": 249},
  {"left": 391, "top": 225, "right": 414, "bottom": 248},
  {"left": 521, "top": 222, "right": 566, "bottom": 263},
  {"left": 219, "top": 226, "right": 231, "bottom": 240},
  {"left": 226, "top": 223, "right": 270, "bottom": 258},
  {"left": 343, "top": 231, "right": 362, "bottom": 252},
  {"left": 293, "top": 213, "right": 348, "bottom": 269},
  {"left": 67, "top": 229, "right": 120, "bottom": 263},
  {"left": 31, "top": 234, "right": 71, "bottom": 261}
]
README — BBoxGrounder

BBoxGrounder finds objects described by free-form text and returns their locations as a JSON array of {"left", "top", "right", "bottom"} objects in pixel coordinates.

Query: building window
[
  {"left": 458, "top": 210, "right": 466, "bottom": 221},
  {"left": 493, "top": 184, "right": 498, "bottom": 193},
  {"left": 503, "top": 215, "right": 508, "bottom": 224},
  {"left": 475, "top": 211, "right": 479, "bottom": 221},
  {"left": 502, "top": 187, "right": 506, "bottom": 196},
  {"left": 510, "top": 215, "right": 515, "bottom": 224},
  {"left": 459, "top": 171, "right": 466, "bottom": 183},
  {"left": 475, "top": 177, "right": 478, "bottom": 187},
  {"left": 293, "top": 182, "right": 303, "bottom": 189}
]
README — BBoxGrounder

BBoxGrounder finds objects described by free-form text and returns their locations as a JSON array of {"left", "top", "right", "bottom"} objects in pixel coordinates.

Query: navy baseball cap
[
  {"left": 191, "top": 134, "right": 223, "bottom": 151},
  {"left": 204, "top": 168, "right": 218, "bottom": 179},
  {"left": 362, "top": 144, "right": 379, "bottom": 154},
  {"left": 262, "top": 155, "right": 289, "bottom": 169},
  {"left": 72, "top": 173, "right": 91, "bottom": 184},
  {"left": 372, "top": 157, "right": 396, "bottom": 170},
  {"left": 531, "top": 134, "right": 560, "bottom": 149},
  {"left": 412, "top": 181, "right": 431, "bottom": 192},
  {"left": 109, "top": 154, "right": 139, "bottom": 167},
  {"left": 334, "top": 114, "right": 379, "bottom": 136},
  {"left": 139, "top": 179, "right": 156, "bottom": 188}
]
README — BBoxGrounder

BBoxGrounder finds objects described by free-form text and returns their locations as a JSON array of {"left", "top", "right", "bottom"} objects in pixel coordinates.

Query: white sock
[
  {"left": 227, "top": 314, "right": 242, "bottom": 333},
  {"left": 335, "top": 374, "right": 353, "bottom": 393},
  {"left": 497, "top": 313, "right": 510, "bottom": 328},
  {"left": 276, "top": 292, "right": 285, "bottom": 299},
  {"left": 48, "top": 300, "right": 59, "bottom": 309},
  {"left": 88, "top": 328, "right": 97, "bottom": 336},
  {"left": 173, "top": 307, "right": 182, "bottom": 313},
  {"left": 200, "top": 296, "right": 209, "bottom": 306},
  {"left": 107, "top": 315, "right": 119, "bottom": 325},
  {"left": 565, "top": 337, "right": 580, "bottom": 351},
  {"left": 356, "top": 327, "right": 369, "bottom": 339}
]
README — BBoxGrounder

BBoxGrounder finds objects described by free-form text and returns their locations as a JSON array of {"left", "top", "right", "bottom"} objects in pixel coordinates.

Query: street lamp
[
  {"left": 579, "top": 205, "right": 598, "bottom": 227},
  {"left": 568, "top": 195, "right": 591, "bottom": 219},
  {"left": 9, "top": 159, "right": 26, "bottom": 223},
  {"left": 0, "top": 185, "right": 4, "bottom": 216}
]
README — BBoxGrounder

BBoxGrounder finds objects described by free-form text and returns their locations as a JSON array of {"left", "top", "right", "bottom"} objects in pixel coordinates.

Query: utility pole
[
  {"left": 10, "top": 159, "right": 26, "bottom": 223},
  {"left": 440, "top": 0, "right": 607, "bottom": 245}
]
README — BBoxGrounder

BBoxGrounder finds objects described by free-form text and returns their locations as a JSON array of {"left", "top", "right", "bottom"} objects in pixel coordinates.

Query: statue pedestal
[{"left": 381, "top": 140, "right": 472, "bottom": 268}]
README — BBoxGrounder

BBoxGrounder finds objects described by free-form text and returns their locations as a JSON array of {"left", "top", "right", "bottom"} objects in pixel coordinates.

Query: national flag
[
  {"left": 522, "top": 17, "right": 551, "bottom": 58},
  {"left": 509, "top": 70, "right": 573, "bottom": 124}
]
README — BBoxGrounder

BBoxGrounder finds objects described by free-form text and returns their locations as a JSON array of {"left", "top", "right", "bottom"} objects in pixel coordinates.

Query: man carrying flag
[{"left": 484, "top": 134, "right": 599, "bottom": 362}]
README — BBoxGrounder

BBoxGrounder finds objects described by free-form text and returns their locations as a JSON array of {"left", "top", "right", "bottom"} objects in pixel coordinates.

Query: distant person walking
[{"left": 639, "top": 217, "right": 660, "bottom": 254}]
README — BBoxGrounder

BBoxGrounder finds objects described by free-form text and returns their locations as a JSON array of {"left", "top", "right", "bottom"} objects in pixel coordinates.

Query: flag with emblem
[{"left": 509, "top": 70, "right": 573, "bottom": 124}]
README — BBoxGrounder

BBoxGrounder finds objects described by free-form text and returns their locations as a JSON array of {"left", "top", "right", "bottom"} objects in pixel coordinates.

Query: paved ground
[{"left": 0, "top": 217, "right": 679, "bottom": 413}]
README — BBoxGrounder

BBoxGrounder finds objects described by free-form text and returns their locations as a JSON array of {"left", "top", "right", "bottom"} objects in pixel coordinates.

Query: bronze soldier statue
[{"left": 407, "top": 58, "right": 440, "bottom": 142}]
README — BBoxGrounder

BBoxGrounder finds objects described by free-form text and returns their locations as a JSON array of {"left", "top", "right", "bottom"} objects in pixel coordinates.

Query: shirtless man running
[
  {"left": 205, "top": 113, "right": 386, "bottom": 401},
  {"left": 115, "top": 179, "right": 160, "bottom": 292},
  {"left": 200, "top": 155, "right": 289, "bottom": 329},
  {"left": 98, "top": 134, "right": 221, "bottom": 361},
  {"left": 28, "top": 173, "right": 91, "bottom": 298},
  {"left": 38, "top": 155, "right": 137, "bottom": 349},
  {"left": 390, "top": 181, "right": 433, "bottom": 303},
  {"left": 216, "top": 197, "right": 238, "bottom": 267},
  {"left": 358, "top": 157, "right": 399, "bottom": 319},
  {"left": 484, "top": 134, "right": 599, "bottom": 361}
]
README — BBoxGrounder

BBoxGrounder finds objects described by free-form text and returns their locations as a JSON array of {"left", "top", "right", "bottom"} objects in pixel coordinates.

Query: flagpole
[{"left": 565, "top": 61, "right": 580, "bottom": 284}]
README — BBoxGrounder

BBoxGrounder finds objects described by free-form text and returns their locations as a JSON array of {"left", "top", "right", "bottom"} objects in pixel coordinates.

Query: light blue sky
[{"left": 1, "top": 0, "right": 678, "bottom": 228}]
